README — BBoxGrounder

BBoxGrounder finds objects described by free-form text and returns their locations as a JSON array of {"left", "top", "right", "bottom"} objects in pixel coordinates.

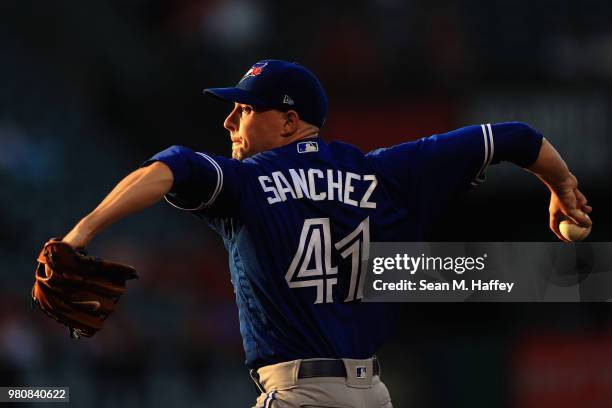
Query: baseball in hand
[{"left": 559, "top": 219, "right": 591, "bottom": 242}]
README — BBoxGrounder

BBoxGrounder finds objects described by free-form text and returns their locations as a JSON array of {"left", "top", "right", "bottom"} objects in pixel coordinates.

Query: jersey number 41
[{"left": 285, "top": 217, "right": 370, "bottom": 304}]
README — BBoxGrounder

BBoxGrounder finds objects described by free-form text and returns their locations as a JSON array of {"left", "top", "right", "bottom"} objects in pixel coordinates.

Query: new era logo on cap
[{"left": 283, "top": 94, "right": 294, "bottom": 105}]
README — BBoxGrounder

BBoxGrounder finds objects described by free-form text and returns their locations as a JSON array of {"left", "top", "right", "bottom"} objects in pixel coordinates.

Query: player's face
[{"left": 224, "top": 103, "right": 285, "bottom": 160}]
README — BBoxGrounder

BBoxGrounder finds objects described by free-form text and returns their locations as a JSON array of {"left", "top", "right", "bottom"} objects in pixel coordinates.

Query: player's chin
[{"left": 232, "top": 146, "right": 246, "bottom": 161}]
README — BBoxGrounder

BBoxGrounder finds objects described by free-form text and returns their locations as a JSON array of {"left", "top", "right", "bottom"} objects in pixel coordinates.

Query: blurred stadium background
[{"left": 1, "top": 0, "right": 611, "bottom": 406}]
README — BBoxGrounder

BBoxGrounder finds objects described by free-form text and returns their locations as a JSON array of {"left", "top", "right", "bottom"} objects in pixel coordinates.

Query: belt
[
  {"left": 250, "top": 356, "right": 381, "bottom": 394},
  {"left": 298, "top": 356, "right": 380, "bottom": 379}
]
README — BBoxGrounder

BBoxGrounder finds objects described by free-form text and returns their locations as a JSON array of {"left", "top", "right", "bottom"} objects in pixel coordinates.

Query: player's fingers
[
  {"left": 550, "top": 215, "right": 570, "bottom": 242},
  {"left": 574, "top": 190, "right": 593, "bottom": 215},
  {"left": 566, "top": 208, "right": 592, "bottom": 228},
  {"left": 575, "top": 189, "right": 588, "bottom": 207}
]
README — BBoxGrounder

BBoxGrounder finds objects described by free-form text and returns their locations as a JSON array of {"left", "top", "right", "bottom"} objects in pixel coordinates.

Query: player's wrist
[
  {"left": 531, "top": 165, "right": 573, "bottom": 194},
  {"left": 528, "top": 139, "right": 575, "bottom": 193},
  {"left": 63, "top": 218, "right": 96, "bottom": 249},
  {"left": 546, "top": 172, "right": 577, "bottom": 195}
]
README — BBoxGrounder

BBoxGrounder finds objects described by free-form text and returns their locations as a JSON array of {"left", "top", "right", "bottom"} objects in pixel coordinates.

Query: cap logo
[
  {"left": 283, "top": 95, "right": 294, "bottom": 105},
  {"left": 240, "top": 62, "right": 268, "bottom": 82},
  {"left": 297, "top": 141, "right": 318, "bottom": 153}
]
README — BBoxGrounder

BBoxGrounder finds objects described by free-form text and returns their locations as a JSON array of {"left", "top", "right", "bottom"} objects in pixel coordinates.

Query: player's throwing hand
[{"left": 547, "top": 174, "right": 593, "bottom": 242}]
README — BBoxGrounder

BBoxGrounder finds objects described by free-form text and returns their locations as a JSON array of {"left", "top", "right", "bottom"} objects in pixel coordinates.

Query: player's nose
[{"left": 224, "top": 105, "right": 239, "bottom": 132}]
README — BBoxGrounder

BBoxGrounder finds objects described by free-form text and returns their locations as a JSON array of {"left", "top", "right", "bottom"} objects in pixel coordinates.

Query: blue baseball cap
[{"left": 204, "top": 60, "right": 328, "bottom": 128}]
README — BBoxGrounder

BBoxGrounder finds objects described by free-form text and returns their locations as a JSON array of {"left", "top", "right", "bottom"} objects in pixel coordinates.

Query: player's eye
[{"left": 239, "top": 105, "right": 253, "bottom": 115}]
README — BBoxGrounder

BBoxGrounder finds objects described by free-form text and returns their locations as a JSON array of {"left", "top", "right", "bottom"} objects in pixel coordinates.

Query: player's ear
[{"left": 281, "top": 110, "right": 299, "bottom": 137}]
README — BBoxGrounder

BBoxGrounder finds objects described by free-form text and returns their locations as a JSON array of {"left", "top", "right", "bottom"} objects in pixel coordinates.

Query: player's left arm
[
  {"left": 63, "top": 161, "right": 175, "bottom": 248},
  {"left": 63, "top": 145, "right": 242, "bottom": 248}
]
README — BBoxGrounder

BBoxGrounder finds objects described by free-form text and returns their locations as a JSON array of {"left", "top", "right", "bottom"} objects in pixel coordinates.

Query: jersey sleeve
[
  {"left": 367, "top": 122, "right": 543, "bottom": 209},
  {"left": 142, "top": 145, "right": 242, "bottom": 217}
]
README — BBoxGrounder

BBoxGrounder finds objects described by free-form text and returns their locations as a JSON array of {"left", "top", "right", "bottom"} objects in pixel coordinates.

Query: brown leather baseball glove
[{"left": 31, "top": 238, "right": 138, "bottom": 339}]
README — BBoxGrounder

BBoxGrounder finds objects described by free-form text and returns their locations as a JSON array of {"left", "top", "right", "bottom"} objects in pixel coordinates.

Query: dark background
[{"left": 1, "top": 1, "right": 611, "bottom": 407}]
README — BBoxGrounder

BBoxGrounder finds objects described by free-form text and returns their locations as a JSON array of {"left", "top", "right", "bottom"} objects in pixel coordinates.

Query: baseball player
[{"left": 60, "top": 60, "right": 592, "bottom": 407}]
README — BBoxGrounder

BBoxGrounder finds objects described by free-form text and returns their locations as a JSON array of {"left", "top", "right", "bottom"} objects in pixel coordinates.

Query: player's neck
[{"left": 277, "top": 126, "right": 320, "bottom": 148}]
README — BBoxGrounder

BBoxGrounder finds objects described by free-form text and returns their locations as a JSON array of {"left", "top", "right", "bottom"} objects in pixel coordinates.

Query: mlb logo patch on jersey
[
  {"left": 297, "top": 141, "right": 318, "bottom": 154},
  {"left": 356, "top": 366, "right": 367, "bottom": 379}
]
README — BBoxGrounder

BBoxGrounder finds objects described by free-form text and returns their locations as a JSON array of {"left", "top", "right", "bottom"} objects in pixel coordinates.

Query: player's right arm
[
  {"left": 63, "top": 161, "right": 174, "bottom": 248},
  {"left": 528, "top": 138, "right": 592, "bottom": 241},
  {"left": 367, "top": 122, "right": 592, "bottom": 239}
]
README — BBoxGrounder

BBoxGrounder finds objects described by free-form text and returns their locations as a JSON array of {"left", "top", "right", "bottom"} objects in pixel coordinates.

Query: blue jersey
[{"left": 145, "top": 122, "right": 542, "bottom": 368}]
